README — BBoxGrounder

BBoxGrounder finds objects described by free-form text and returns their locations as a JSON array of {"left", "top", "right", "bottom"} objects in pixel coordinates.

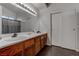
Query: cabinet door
[
  {"left": 24, "top": 39, "right": 34, "bottom": 49},
  {"left": 34, "top": 37, "right": 41, "bottom": 55},
  {"left": 24, "top": 46, "right": 34, "bottom": 56},
  {"left": 44, "top": 34, "right": 47, "bottom": 44},
  {"left": 40, "top": 34, "right": 47, "bottom": 49},
  {"left": 40, "top": 36, "right": 44, "bottom": 49},
  {"left": 24, "top": 39, "right": 34, "bottom": 56},
  {"left": 0, "top": 43, "right": 23, "bottom": 56}
]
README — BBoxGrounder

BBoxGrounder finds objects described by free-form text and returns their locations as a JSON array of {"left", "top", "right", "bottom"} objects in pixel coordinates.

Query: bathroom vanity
[{"left": 0, "top": 32, "right": 47, "bottom": 56}]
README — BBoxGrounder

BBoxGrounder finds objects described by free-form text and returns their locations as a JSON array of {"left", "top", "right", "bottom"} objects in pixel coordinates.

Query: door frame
[
  {"left": 50, "top": 13, "right": 53, "bottom": 45},
  {"left": 50, "top": 12, "right": 62, "bottom": 45}
]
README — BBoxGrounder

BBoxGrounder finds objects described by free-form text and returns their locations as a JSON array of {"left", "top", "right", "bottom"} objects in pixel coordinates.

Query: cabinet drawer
[{"left": 24, "top": 39, "right": 34, "bottom": 48}]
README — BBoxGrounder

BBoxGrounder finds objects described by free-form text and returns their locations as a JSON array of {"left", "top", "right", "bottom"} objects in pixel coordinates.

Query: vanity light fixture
[
  {"left": 0, "top": 16, "right": 16, "bottom": 20},
  {"left": 11, "top": 3, "right": 37, "bottom": 16}
]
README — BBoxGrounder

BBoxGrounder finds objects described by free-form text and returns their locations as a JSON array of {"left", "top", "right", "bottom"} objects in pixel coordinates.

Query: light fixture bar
[{"left": 11, "top": 3, "right": 37, "bottom": 16}]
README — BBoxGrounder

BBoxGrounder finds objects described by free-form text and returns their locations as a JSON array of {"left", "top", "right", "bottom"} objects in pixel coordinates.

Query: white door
[
  {"left": 52, "top": 13, "right": 63, "bottom": 47},
  {"left": 52, "top": 10, "right": 77, "bottom": 50}
]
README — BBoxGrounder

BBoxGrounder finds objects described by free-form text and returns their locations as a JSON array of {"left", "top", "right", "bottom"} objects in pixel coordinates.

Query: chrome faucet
[{"left": 12, "top": 33, "right": 17, "bottom": 37}]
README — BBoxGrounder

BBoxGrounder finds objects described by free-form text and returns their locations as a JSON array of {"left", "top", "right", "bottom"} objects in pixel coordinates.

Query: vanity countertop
[{"left": 0, "top": 32, "right": 47, "bottom": 49}]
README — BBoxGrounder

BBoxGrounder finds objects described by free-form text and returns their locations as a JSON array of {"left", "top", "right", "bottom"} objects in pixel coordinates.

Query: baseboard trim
[
  {"left": 76, "top": 49, "right": 79, "bottom": 52},
  {"left": 46, "top": 43, "right": 52, "bottom": 46},
  {"left": 51, "top": 45, "right": 76, "bottom": 52}
]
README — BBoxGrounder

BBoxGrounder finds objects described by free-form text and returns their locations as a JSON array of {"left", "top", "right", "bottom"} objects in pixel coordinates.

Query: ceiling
[{"left": 31, "top": 3, "right": 52, "bottom": 9}]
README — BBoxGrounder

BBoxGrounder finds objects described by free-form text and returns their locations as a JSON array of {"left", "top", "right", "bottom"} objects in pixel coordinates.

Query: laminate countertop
[{"left": 0, "top": 32, "right": 47, "bottom": 49}]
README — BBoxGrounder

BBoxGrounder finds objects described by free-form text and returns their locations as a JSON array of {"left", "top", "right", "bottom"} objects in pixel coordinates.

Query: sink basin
[
  {"left": 2, "top": 37, "right": 12, "bottom": 40},
  {"left": 0, "top": 34, "right": 30, "bottom": 42},
  {"left": 2, "top": 36, "right": 26, "bottom": 42}
]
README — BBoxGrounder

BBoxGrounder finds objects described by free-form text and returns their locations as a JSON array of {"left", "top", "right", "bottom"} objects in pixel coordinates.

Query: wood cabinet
[{"left": 0, "top": 33, "right": 47, "bottom": 56}]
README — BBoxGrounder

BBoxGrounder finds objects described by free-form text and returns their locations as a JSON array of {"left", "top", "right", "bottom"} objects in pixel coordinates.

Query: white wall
[
  {"left": 76, "top": 8, "right": 79, "bottom": 52},
  {"left": 21, "top": 20, "right": 32, "bottom": 32},
  {"left": 2, "top": 6, "right": 16, "bottom": 18},
  {"left": 39, "top": 8, "right": 51, "bottom": 45}
]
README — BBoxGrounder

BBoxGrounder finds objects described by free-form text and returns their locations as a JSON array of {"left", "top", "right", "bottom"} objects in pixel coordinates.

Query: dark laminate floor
[{"left": 37, "top": 45, "right": 79, "bottom": 56}]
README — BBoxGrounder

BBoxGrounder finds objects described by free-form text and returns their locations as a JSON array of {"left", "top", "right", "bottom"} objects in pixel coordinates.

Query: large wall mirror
[{"left": 2, "top": 18, "right": 21, "bottom": 34}]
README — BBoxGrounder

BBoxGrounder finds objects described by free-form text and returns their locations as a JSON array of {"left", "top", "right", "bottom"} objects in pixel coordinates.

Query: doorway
[{"left": 51, "top": 10, "right": 77, "bottom": 50}]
